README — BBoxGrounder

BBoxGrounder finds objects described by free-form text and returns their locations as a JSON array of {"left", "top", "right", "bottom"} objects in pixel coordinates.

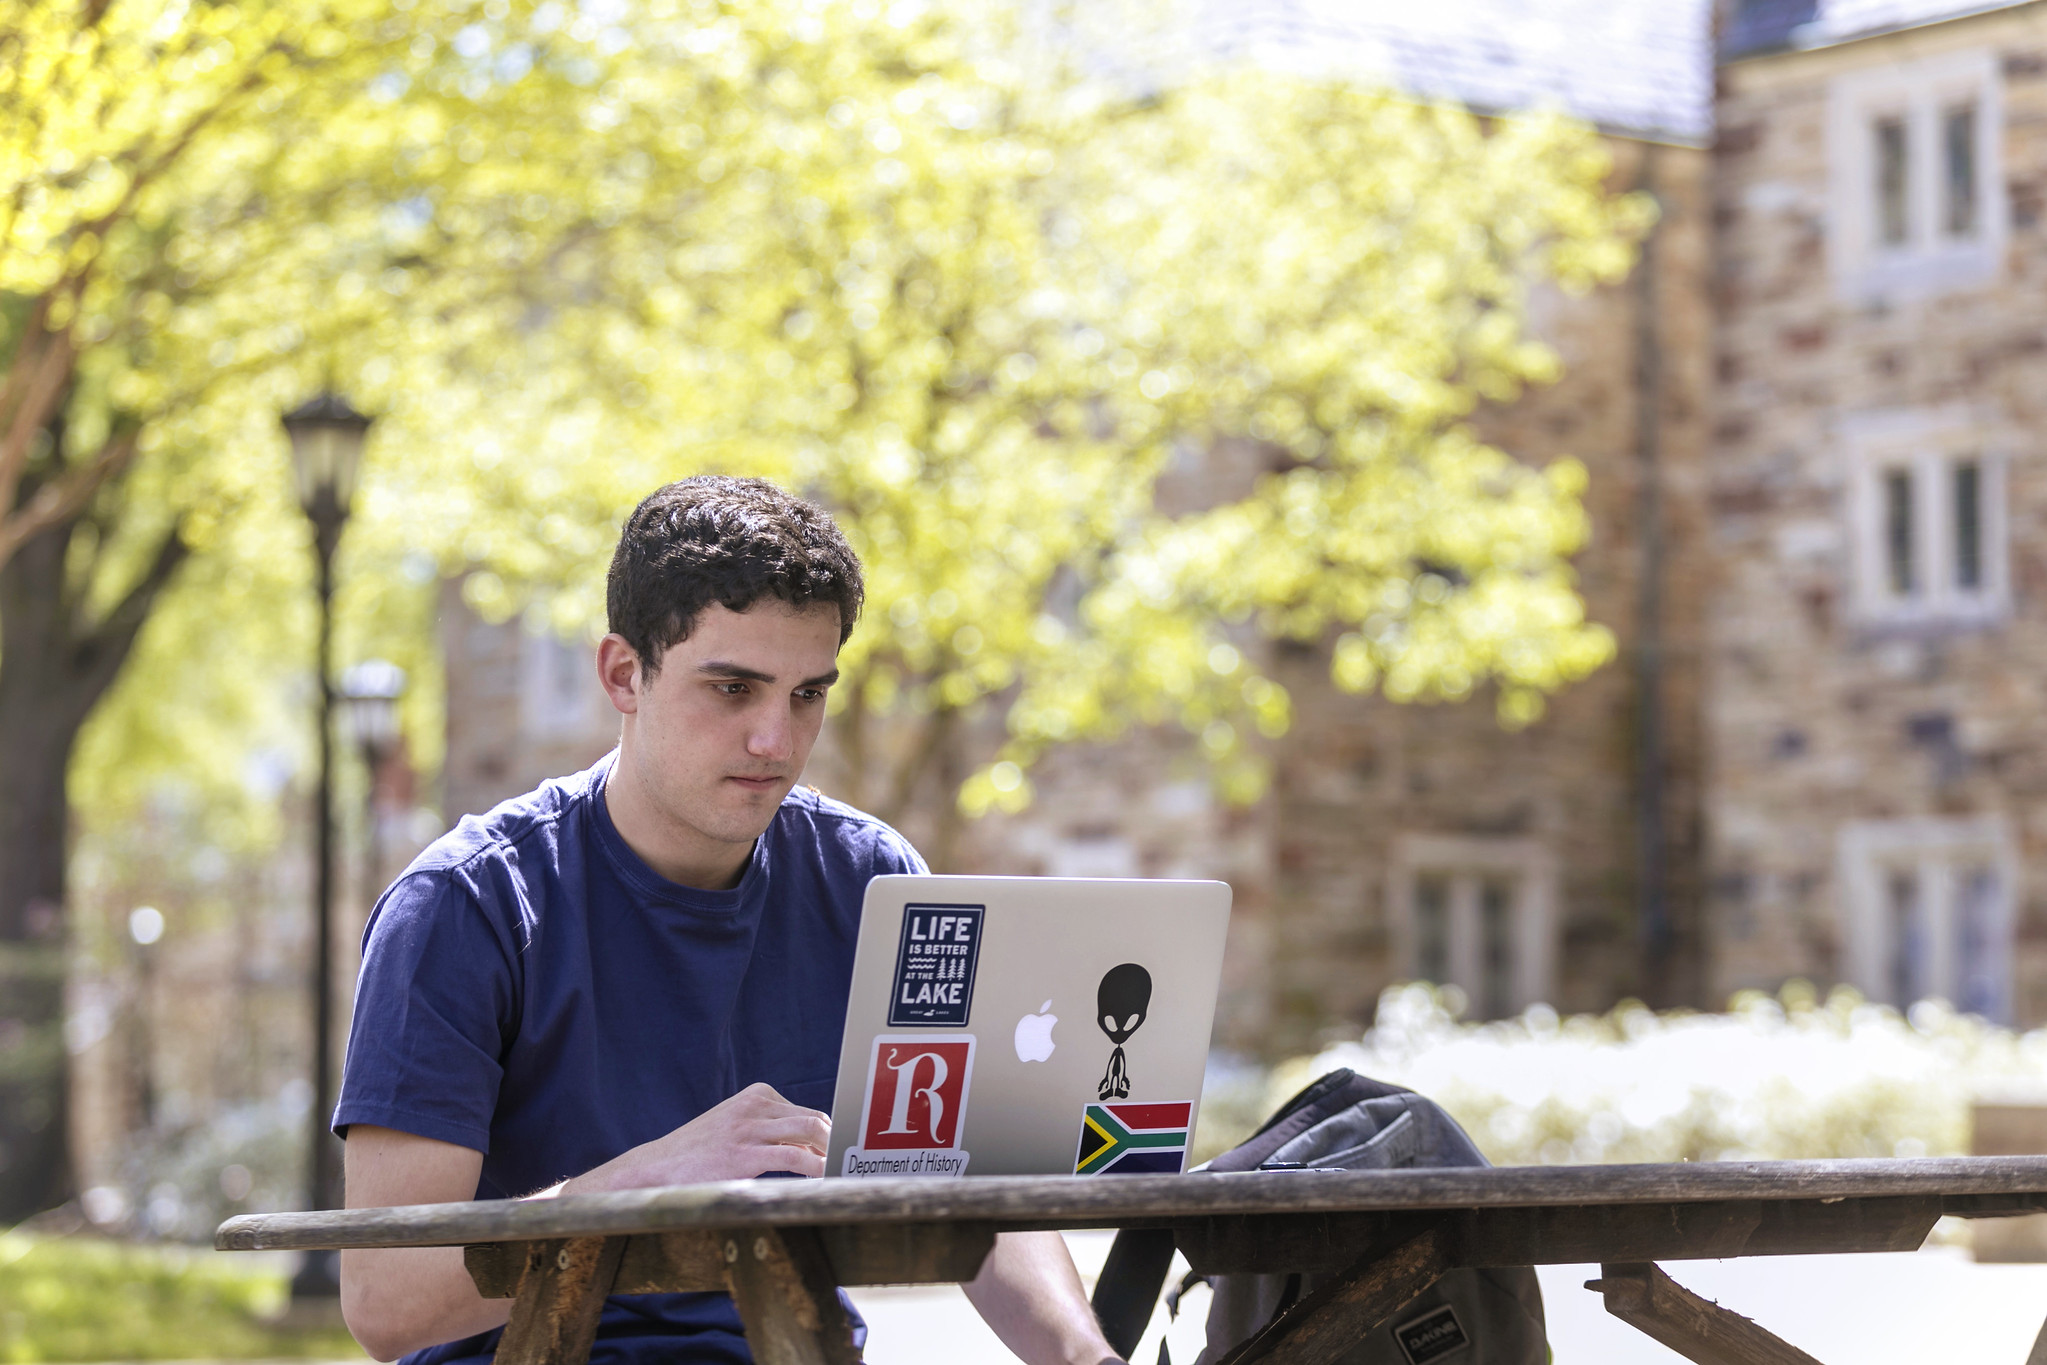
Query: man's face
[{"left": 602, "top": 599, "right": 842, "bottom": 878}]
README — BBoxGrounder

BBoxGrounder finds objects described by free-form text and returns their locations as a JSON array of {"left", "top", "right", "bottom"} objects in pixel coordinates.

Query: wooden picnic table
[{"left": 217, "top": 1156, "right": 2047, "bottom": 1365}]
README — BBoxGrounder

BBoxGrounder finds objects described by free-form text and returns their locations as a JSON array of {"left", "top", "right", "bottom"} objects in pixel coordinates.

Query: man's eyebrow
[
  {"left": 695, "top": 661, "right": 776, "bottom": 684},
  {"left": 695, "top": 661, "right": 841, "bottom": 689}
]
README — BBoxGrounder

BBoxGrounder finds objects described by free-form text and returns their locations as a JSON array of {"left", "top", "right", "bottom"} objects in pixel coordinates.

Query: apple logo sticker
[{"left": 1014, "top": 1000, "right": 1058, "bottom": 1063}]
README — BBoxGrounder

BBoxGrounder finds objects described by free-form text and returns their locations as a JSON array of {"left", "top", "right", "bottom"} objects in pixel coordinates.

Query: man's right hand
[{"left": 560, "top": 1083, "right": 831, "bottom": 1193}]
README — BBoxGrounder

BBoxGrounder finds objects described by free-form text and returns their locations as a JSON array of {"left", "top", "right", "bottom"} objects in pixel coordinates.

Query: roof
[
  {"left": 1721, "top": 0, "right": 2036, "bottom": 58},
  {"left": 1191, "top": 0, "right": 1717, "bottom": 146}
]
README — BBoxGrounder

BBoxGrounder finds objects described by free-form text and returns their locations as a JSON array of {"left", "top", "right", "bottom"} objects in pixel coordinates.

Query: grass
[{"left": 0, "top": 1234, "right": 363, "bottom": 1363}]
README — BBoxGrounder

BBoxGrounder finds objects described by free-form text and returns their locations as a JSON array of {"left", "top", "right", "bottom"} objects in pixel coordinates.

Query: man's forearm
[
  {"left": 340, "top": 1245, "right": 512, "bottom": 1362},
  {"left": 962, "top": 1230, "right": 1122, "bottom": 1365},
  {"left": 338, "top": 1093, "right": 829, "bottom": 1362}
]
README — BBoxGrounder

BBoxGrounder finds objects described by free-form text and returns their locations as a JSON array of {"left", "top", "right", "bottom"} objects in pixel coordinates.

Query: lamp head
[
  {"left": 338, "top": 658, "right": 407, "bottom": 754},
  {"left": 282, "top": 393, "right": 372, "bottom": 525}
]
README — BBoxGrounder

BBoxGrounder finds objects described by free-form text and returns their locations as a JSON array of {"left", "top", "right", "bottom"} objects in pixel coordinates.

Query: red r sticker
[{"left": 858, "top": 1035, "right": 976, "bottom": 1151}]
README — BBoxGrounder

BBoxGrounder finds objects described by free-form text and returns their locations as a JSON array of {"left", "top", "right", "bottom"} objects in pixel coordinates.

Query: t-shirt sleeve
[
  {"left": 333, "top": 870, "right": 519, "bottom": 1153},
  {"left": 873, "top": 825, "right": 930, "bottom": 877}
]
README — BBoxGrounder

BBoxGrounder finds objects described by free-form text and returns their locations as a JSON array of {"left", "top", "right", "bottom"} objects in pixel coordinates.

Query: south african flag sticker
[{"left": 1074, "top": 1101, "right": 1193, "bottom": 1176}]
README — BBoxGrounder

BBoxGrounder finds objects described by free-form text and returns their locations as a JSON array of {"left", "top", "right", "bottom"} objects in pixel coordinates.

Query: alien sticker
[{"left": 1095, "top": 962, "right": 1152, "bottom": 1100}]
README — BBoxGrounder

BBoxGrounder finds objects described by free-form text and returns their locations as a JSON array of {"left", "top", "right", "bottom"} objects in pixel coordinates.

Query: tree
[
  {"left": 380, "top": 38, "right": 1649, "bottom": 861},
  {"left": 5, "top": 0, "right": 1646, "bottom": 1221},
  {"left": 0, "top": 0, "right": 655, "bottom": 1220},
  {"left": 1002, "top": 76, "right": 1649, "bottom": 774}
]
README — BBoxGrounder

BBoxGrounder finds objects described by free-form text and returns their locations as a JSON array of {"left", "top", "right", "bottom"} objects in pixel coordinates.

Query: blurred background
[{"left": 8, "top": 0, "right": 2047, "bottom": 1357}]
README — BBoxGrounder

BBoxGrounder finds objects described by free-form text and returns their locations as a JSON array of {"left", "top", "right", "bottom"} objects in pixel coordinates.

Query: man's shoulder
[
  {"left": 403, "top": 758, "right": 607, "bottom": 883},
  {"left": 770, "top": 785, "right": 928, "bottom": 875}
]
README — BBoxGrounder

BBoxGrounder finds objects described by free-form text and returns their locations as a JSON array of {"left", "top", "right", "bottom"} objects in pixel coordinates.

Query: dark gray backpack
[{"left": 1091, "top": 1069, "right": 1548, "bottom": 1365}]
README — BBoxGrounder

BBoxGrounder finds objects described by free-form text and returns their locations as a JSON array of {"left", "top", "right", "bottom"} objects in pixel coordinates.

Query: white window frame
[
  {"left": 1838, "top": 816, "right": 2017, "bottom": 1022},
  {"left": 1388, "top": 835, "right": 1555, "bottom": 1018},
  {"left": 1828, "top": 48, "right": 2005, "bottom": 302},
  {"left": 1842, "top": 406, "right": 2010, "bottom": 628}
]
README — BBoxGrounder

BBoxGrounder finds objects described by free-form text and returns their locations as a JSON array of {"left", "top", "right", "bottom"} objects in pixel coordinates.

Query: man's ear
[{"left": 596, "top": 634, "right": 644, "bottom": 715}]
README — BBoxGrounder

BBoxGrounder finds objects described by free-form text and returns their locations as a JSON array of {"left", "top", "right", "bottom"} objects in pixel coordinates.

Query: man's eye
[
  {"left": 796, "top": 688, "right": 826, "bottom": 702},
  {"left": 715, "top": 682, "right": 748, "bottom": 696}
]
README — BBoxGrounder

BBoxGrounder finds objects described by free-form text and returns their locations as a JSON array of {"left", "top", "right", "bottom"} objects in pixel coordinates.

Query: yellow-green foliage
[
  {"left": 0, "top": 1235, "right": 357, "bottom": 1362},
  {"left": 8, "top": 0, "right": 1650, "bottom": 845}
]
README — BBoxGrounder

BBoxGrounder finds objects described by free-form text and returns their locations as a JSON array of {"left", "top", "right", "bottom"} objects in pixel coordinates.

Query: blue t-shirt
[{"left": 334, "top": 752, "right": 925, "bottom": 1365}]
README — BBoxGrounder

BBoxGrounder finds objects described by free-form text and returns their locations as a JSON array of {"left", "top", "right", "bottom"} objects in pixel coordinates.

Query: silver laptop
[{"left": 825, "top": 874, "right": 1232, "bottom": 1179}]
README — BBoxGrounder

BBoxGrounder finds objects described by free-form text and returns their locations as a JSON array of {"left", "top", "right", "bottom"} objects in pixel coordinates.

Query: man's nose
[{"left": 747, "top": 706, "right": 795, "bottom": 761}]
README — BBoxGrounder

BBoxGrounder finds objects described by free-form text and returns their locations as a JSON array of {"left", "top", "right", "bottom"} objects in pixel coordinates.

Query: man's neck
[{"left": 601, "top": 751, "right": 754, "bottom": 891}]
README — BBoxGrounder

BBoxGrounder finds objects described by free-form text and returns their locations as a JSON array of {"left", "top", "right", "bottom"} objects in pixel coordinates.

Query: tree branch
[
  {"left": 65, "top": 523, "right": 187, "bottom": 717},
  {"left": 839, "top": 676, "right": 871, "bottom": 811},
  {"left": 0, "top": 300, "right": 78, "bottom": 519},
  {"left": 0, "top": 427, "right": 136, "bottom": 571},
  {"left": 878, "top": 700, "right": 956, "bottom": 827}
]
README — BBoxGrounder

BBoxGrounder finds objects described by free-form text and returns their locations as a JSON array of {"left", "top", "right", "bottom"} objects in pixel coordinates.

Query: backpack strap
[
  {"left": 1092, "top": 1227, "right": 1178, "bottom": 1358},
  {"left": 1089, "top": 1070, "right": 1394, "bottom": 1352}
]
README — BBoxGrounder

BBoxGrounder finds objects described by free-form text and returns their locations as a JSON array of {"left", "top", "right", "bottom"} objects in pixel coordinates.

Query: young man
[{"left": 335, "top": 477, "right": 1121, "bottom": 1365}]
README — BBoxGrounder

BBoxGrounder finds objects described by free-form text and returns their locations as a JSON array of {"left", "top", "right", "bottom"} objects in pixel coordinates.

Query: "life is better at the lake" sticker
[{"left": 888, "top": 903, "right": 984, "bottom": 1027}]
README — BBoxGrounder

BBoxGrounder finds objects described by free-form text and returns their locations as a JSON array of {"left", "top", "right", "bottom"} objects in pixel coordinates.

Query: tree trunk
[{"left": 0, "top": 508, "right": 185, "bottom": 1222}]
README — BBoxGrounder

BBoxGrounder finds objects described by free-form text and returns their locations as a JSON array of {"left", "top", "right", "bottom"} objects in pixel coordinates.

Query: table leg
[
  {"left": 1586, "top": 1262, "right": 1825, "bottom": 1365},
  {"left": 1216, "top": 1221, "right": 1454, "bottom": 1365},
  {"left": 721, "top": 1225, "right": 861, "bottom": 1365},
  {"left": 495, "top": 1235, "right": 628, "bottom": 1365}
]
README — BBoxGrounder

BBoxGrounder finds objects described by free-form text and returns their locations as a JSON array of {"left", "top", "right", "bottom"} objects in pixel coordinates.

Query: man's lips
[{"left": 726, "top": 774, "right": 785, "bottom": 792}]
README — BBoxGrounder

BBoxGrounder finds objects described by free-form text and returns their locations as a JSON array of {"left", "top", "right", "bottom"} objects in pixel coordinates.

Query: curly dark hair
[{"left": 606, "top": 476, "right": 864, "bottom": 675}]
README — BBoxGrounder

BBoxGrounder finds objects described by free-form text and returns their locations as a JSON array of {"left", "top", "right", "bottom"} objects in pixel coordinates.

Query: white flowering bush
[{"left": 1197, "top": 983, "right": 2047, "bottom": 1168}]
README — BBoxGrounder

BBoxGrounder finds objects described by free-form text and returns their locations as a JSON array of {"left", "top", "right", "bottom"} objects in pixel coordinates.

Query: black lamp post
[
  {"left": 283, "top": 394, "right": 371, "bottom": 1299},
  {"left": 339, "top": 659, "right": 406, "bottom": 909}
]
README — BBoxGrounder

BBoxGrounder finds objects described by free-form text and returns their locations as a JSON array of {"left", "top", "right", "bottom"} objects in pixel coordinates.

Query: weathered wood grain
[
  {"left": 494, "top": 1236, "right": 626, "bottom": 1365},
  {"left": 466, "top": 1234, "right": 728, "bottom": 1299},
  {"left": 815, "top": 1220, "right": 995, "bottom": 1284},
  {"left": 1175, "top": 1192, "right": 1942, "bottom": 1275},
  {"left": 464, "top": 1242, "right": 529, "bottom": 1298},
  {"left": 613, "top": 1230, "right": 726, "bottom": 1293},
  {"left": 462, "top": 1222, "right": 995, "bottom": 1298},
  {"left": 722, "top": 1227, "right": 860, "bottom": 1365},
  {"left": 1177, "top": 1210, "right": 1411, "bottom": 1275},
  {"left": 1215, "top": 1221, "right": 1454, "bottom": 1365},
  {"left": 214, "top": 1157, "right": 2047, "bottom": 1252},
  {"left": 1588, "top": 1262, "right": 1826, "bottom": 1365},
  {"left": 1739, "top": 1195, "right": 1940, "bottom": 1256},
  {"left": 1458, "top": 1199, "right": 1763, "bottom": 1267}
]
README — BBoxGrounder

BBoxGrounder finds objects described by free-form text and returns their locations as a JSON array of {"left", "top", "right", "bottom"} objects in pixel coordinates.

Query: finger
[
  {"left": 755, "top": 1141, "right": 825, "bottom": 1179},
  {"left": 742, "top": 1091, "right": 829, "bottom": 1126},
  {"left": 752, "top": 1114, "right": 831, "bottom": 1154}
]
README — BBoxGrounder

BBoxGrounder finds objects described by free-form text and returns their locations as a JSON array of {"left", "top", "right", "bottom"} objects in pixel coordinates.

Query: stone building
[
  {"left": 437, "top": 0, "right": 2047, "bottom": 1058},
  {"left": 1707, "top": 0, "right": 2047, "bottom": 1023}
]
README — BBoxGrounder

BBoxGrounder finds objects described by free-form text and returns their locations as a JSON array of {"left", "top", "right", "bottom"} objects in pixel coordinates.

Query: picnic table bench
[{"left": 217, "top": 1155, "right": 2047, "bottom": 1365}]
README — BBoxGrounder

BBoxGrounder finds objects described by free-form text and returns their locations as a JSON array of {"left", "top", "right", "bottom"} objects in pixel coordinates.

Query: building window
[
  {"left": 1828, "top": 50, "right": 2003, "bottom": 300},
  {"left": 1875, "top": 115, "right": 1910, "bottom": 245},
  {"left": 1391, "top": 836, "right": 1554, "bottom": 1019},
  {"left": 1844, "top": 407, "right": 2009, "bottom": 628},
  {"left": 1840, "top": 818, "right": 2015, "bottom": 1021},
  {"left": 521, "top": 623, "right": 602, "bottom": 738},
  {"left": 1944, "top": 102, "right": 1979, "bottom": 236},
  {"left": 1883, "top": 466, "right": 1915, "bottom": 596},
  {"left": 1954, "top": 460, "right": 1982, "bottom": 590}
]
